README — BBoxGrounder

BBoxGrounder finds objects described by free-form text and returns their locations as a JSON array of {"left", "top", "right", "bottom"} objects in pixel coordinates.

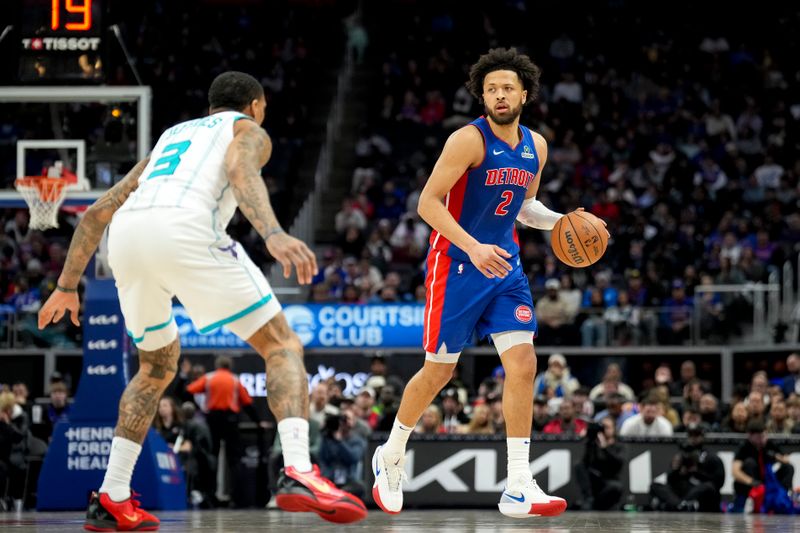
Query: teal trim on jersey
[
  {"left": 175, "top": 116, "right": 228, "bottom": 207},
  {"left": 240, "top": 259, "right": 265, "bottom": 298},
  {"left": 126, "top": 313, "right": 174, "bottom": 344},
  {"left": 233, "top": 114, "right": 252, "bottom": 122},
  {"left": 210, "top": 183, "right": 231, "bottom": 242},
  {"left": 198, "top": 293, "right": 273, "bottom": 333}
]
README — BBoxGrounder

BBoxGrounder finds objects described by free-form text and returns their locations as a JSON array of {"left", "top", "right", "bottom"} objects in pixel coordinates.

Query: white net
[{"left": 15, "top": 178, "right": 68, "bottom": 230}]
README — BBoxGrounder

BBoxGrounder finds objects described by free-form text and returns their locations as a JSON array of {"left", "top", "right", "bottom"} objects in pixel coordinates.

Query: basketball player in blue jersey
[{"left": 373, "top": 48, "right": 605, "bottom": 518}]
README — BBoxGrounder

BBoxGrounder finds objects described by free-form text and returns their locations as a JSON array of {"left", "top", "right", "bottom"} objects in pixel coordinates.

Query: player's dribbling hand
[
  {"left": 38, "top": 289, "right": 80, "bottom": 329},
  {"left": 467, "top": 243, "right": 513, "bottom": 279},
  {"left": 266, "top": 232, "right": 319, "bottom": 285},
  {"left": 574, "top": 207, "right": 610, "bottom": 238}
]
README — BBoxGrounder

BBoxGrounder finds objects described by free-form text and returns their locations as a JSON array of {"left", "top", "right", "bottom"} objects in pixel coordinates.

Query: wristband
[
  {"left": 56, "top": 285, "right": 78, "bottom": 293},
  {"left": 264, "top": 227, "right": 285, "bottom": 241}
]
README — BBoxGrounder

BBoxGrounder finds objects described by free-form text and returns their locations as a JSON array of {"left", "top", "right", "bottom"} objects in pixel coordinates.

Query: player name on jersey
[{"left": 484, "top": 167, "right": 536, "bottom": 188}]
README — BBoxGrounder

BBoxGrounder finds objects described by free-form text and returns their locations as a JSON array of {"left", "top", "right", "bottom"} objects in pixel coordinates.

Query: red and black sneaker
[
  {"left": 84, "top": 491, "right": 160, "bottom": 531},
  {"left": 275, "top": 465, "right": 367, "bottom": 523}
]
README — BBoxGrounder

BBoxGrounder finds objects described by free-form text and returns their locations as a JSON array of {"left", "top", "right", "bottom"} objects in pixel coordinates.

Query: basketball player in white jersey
[{"left": 39, "top": 72, "right": 367, "bottom": 530}]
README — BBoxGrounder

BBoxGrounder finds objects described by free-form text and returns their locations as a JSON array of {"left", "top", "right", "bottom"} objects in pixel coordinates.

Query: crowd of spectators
[
  {"left": 0, "top": 373, "right": 71, "bottom": 511},
  {"left": 310, "top": 1, "right": 800, "bottom": 346},
  {"left": 0, "top": 0, "right": 357, "bottom": 347},
  {"left": 3, "top": 0, "right": 800, "bottom": 518},
  {"left": 271, "top": 349, "right": 800, "bottom": 512},
  {"left": 0, "top": 2, "right": 797, "bottom": 349},
  {"left": 3, "top": 350, "right": 800, "bottom": 512}
]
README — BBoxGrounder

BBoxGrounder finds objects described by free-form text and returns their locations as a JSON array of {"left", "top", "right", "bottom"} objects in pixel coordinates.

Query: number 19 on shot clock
[{"left": 18, "top": 0, "right": 105, "bottom": 81}]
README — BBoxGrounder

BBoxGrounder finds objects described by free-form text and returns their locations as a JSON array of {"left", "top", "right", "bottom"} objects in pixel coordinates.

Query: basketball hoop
[{"left": 14, "top": 176, "right": 68, "bottom": 230}]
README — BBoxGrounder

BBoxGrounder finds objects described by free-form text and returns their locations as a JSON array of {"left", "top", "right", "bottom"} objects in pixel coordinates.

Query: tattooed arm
[
  {"left": 38, "top": 158, "right": 148, "bottom": 329},
  {"left": 225, "top": 120, "right": 318, "bottom": 284},
  {"left": 225, "top": 119, "right": 278, "bottom": 238},
  {"left": 59, "top": 157, "right": 149, "bottom": 289}
]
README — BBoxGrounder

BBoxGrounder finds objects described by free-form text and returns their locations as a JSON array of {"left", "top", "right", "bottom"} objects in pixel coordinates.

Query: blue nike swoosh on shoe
[
  {"left": 376, "top": 467, "right": 381, "bottom": 476},
  {"left": 504, "top": 492, "right": 525, "bottom": 503}
]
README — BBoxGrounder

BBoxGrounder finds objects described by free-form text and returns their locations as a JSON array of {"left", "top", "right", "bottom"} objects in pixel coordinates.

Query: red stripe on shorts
[{"left": 423, "top": 251, "right": 452, "bottom": 353}]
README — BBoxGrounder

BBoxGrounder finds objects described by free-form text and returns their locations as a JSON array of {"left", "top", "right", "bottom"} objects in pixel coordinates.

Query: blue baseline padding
[{"left": 37, "top": 279, "right": 186, "bottom": 510}]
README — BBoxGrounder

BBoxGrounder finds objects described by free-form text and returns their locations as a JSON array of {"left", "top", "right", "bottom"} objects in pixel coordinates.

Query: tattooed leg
[
  {"left": 246, "top": 313, "right": 308, "bottom": 419},
  {"left": 115, "top": 336, "right": 180, "bottom": 443}
]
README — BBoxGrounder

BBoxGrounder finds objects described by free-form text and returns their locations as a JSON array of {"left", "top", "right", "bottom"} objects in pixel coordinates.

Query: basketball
[{"left": 551, "top": 211, "right": 608, "bottom": 268}]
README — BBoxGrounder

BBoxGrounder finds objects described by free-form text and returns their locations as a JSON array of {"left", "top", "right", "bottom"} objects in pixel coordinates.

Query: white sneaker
[
  {"left": 498, "top": 476, "right": 567, "bottom": 518},
  {"left": 371, "top": 445, "right": 406, "bottom": 514}
]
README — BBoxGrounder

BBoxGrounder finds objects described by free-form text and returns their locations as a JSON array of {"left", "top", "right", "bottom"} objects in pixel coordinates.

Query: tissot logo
[
  {"left": 87, "top": 365, "right": 117, "bottom": 376},
  {"left": 21, "top": 37, "right": 101, "bottom": 52},
  {"left": 88, "top": 315, "right": 119, "bottom": 326},
  {"left": 87, "top": 340, "right": 118, "bottom": 350}
]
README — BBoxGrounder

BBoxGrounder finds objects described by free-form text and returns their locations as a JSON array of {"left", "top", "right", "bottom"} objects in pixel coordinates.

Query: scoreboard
[{"left": 17, "top": 0, "right": 104, "bottom": 82}]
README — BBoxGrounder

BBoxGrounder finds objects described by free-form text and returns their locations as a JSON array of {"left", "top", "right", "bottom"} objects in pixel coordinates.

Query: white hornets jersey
[{"left": 119, "top": 111, "right": 250, "bottom": 230}]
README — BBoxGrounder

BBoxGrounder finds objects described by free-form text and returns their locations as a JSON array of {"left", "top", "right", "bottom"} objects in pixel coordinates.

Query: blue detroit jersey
[
  {"left": 429, "top": 116, "right": 540, "bottom": 262},
  {"left": 422, "top": 117, "right": 541, "bottom": 355}
]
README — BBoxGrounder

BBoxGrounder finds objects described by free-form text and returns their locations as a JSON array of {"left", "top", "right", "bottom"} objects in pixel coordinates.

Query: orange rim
[{"left": 15, "top": 176, "right": 67, "bottom": 202}]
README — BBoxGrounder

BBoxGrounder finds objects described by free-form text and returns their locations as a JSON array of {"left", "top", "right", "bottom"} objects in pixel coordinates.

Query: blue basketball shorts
[{"left": 422, "top": 249, "right": 537, "bottom": 361}]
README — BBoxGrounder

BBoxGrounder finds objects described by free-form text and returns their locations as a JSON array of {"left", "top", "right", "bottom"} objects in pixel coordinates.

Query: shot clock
[{"left": 17, "top": 0, "right": 105, "bottom": 82}]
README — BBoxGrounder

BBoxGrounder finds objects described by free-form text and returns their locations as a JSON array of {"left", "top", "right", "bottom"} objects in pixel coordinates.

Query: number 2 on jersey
[
  {"left": 147, "top": 141, "right": 191, "bottom": 179},
  {"left": 495, "top": 190, "right": 514, "bottom": 216}
]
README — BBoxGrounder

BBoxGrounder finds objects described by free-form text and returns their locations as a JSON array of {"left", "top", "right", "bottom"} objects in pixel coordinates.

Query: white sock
[
  {"left": 506, "top": 437, "right": 531, "bottom": 491},
  {"left": 99, "top": 437, "right": 142, "bottom": 502},
  {"left": 383, "top": 417, "right": 413, "bottom": 461},
  {"left": 278, "top": 417, "right": 312, "bottom": 472}
]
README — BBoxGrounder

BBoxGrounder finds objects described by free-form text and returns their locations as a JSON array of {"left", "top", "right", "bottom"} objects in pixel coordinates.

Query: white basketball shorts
[{"left": 107, "top": 207, "right": 281, "bottom": 351}]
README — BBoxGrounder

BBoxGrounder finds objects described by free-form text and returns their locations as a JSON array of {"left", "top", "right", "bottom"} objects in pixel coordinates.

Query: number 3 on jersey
[
  {"left": 495, "top": 190, "right": 514, "bottom": 216},
  {"left": 147, "top": 141, "right": 192, "bottom": 179}
]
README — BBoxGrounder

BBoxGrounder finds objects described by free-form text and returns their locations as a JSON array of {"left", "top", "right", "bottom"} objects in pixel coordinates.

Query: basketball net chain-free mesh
[{"left": 15, "top": 177, "right": 68, "bottom": 230}]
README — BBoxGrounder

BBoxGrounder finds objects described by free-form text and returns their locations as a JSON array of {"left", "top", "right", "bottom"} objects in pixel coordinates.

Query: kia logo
[
  {"left": 88, "top": 315, "right": 119, "bottom": 326},
  {"left": 87, "top": 365, "right": 117, "bottom": 375},
  {"left": 87, "top": 340, "right": 118, "bottom": 350}
]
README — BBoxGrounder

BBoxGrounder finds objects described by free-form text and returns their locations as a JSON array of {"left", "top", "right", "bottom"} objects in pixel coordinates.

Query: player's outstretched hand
[
  {"left": 467, "top": 243, "right": 513, "bottom": 279},
  {"left": 574, "top": 207, "right": 610, "bottom": 238},
  {"left": 38, "top": 289, "right": 80, "bottom": 329},
  {"left": 266, "top": 232, "right": 319, "bottom": 285}
]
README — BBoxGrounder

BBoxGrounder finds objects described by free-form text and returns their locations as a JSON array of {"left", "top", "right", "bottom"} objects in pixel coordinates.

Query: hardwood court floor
[{"left": 1, "top": 510, "right": 797, "bottom": 532}]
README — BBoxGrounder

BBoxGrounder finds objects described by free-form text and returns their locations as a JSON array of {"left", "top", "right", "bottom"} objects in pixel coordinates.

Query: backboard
[{"left": 0, "top": 85, "right": 151, "bottom": 209}]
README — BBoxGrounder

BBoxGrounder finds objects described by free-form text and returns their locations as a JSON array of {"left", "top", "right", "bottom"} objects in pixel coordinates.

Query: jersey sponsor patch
[
  {"left": 521, "top": 145, "right": 536, "bottom": 159},
  {"left": 514, "top": 304, "right": 533, "bottom": 324}
]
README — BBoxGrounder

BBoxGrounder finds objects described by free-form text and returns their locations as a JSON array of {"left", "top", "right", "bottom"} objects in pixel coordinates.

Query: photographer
[
  {"left": 649, "top": 424, "right": 724, "bottom": 512},
  {"left": 574, "top": 417, "right": 624, "bottom": 510},
  {"left": 319, "top": 407, "right": 367, "bottom": 499}
]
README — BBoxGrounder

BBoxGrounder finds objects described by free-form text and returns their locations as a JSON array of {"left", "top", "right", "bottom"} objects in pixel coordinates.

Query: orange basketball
[{"left": 551, "top": 211, "right": 608, "bottom": 268}]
